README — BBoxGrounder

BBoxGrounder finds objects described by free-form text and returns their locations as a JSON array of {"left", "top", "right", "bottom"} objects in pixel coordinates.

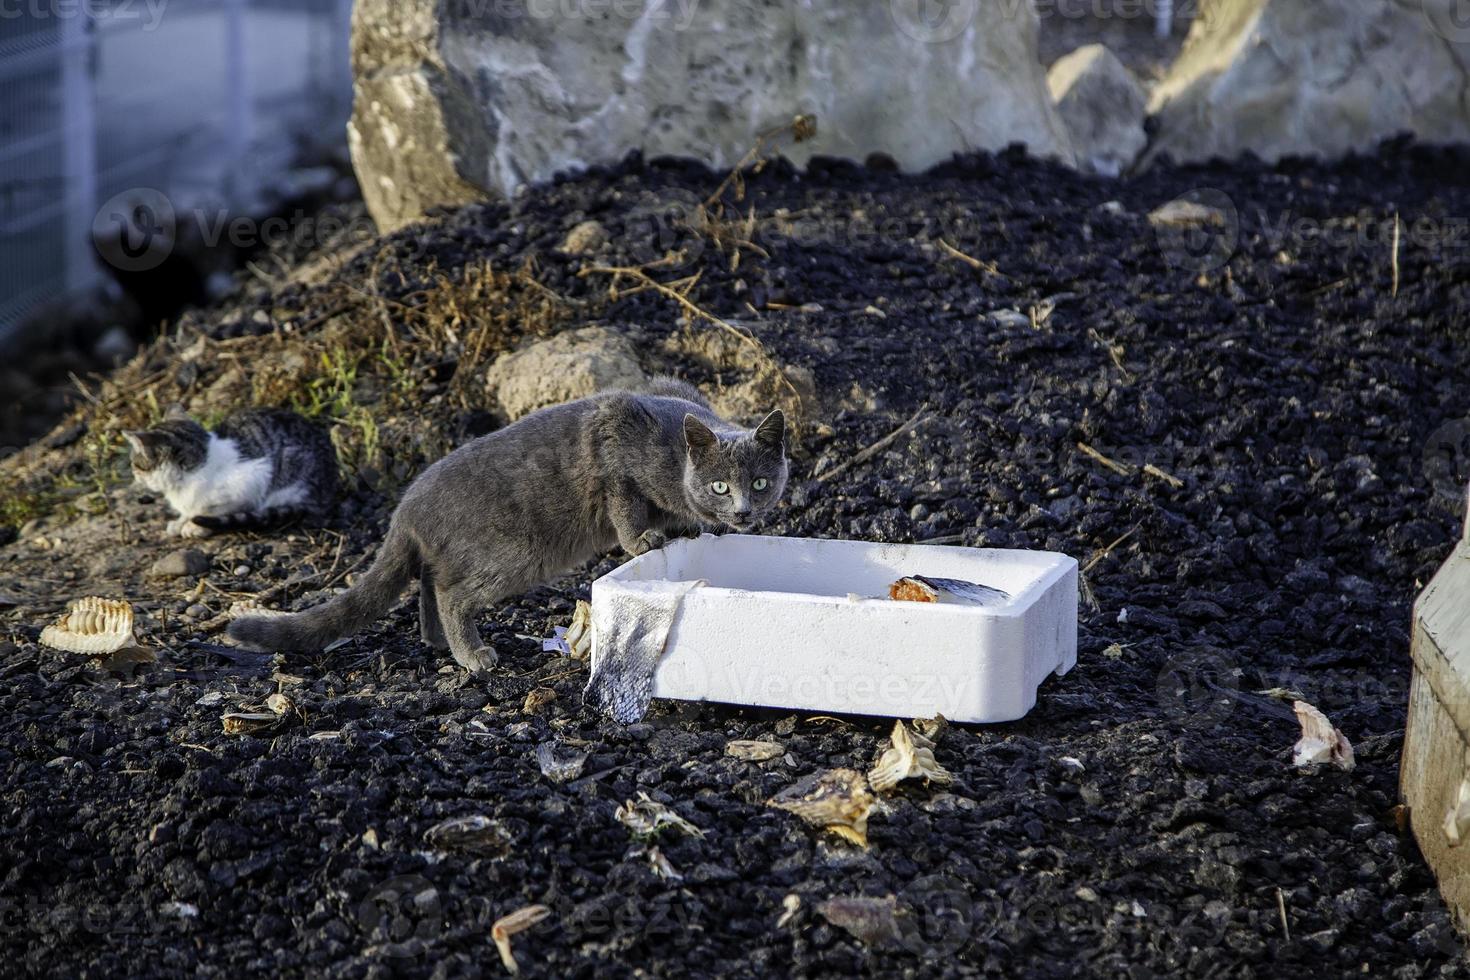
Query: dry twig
[
  {"left": 1143, "top": 462, "right": 1184, "bottom": 488},
  {"left": 937, "top": 239, "right": 1006, "bottom": 278},
  {"left": 1390, "top": 211, "right": 1401, "bottom": 299},
  {"left": 579, "top": 263, "right": 804, "bottom": 417},
  {"left": 1077, "top": 441, "right": 1136, "bottom": 478},
  {"left": 816, "top": 406, "right": 933, "bottom": 483}
]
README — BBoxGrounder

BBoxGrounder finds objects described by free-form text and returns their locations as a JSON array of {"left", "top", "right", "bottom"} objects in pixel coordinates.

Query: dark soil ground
[{"left": 4, "top": 138, "right": 1470, "bottom": 978}]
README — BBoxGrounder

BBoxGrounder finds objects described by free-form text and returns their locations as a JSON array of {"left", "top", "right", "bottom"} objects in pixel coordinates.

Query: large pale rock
[
  {"left": 347, "top": 0, "right": 495, "bottom": 234},
  {"left": 1048, "top": 45, "right": 1147, "bottom": 177},
  {"left": 350, "top": 0, "right": 1074, "bottom": 231},
  {"left": 1145, "top": 0, "right": 1470, "bottom": 166},
  {"left": 485, "top": 327, "right": 646, "bottom": 420}
]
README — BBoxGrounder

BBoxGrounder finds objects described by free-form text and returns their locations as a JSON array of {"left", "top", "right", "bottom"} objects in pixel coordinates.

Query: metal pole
[
  {"left": 1156, "top": 0, "right": 1173, "bottom": 39},
  {"left": 225, "top": 0, "right": 253, "bottom": 201},
  {"left": 336, "top": 0, "right": 354, "bottom": 117},
  {"left": 61, "top": 10, "right": 98, "bottom": 292}
]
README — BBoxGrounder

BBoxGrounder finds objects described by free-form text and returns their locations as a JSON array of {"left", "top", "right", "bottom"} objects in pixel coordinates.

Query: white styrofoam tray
[{"left": 590, "top": 534, "right": 1078, "bottom": 723}]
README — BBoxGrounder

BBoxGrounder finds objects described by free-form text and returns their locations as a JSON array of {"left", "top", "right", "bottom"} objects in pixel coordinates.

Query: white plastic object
[{"left": 589, "top": 534, "right": 1078, "bottom": 723}]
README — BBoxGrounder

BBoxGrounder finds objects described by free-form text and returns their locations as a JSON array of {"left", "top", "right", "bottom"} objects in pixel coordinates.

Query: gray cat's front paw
[
  {"left": 455, "top": 645, "right": 498, "bottom": 674},
  {"left": 629, "top": 529, "right": 667, "bottom": 555}
]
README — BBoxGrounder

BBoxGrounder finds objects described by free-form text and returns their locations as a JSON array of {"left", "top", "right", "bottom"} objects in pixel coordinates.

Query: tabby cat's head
[
  {"left": 681, "top": 410, "right": 788, "bottom": 530},
  {"left": 123, "top": 417, "right": 208, "bottom": 492}
]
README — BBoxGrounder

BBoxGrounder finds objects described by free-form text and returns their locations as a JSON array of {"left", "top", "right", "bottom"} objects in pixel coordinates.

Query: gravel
[{"left": 3, "top": 139, "right": 1470, "bottom": 977}]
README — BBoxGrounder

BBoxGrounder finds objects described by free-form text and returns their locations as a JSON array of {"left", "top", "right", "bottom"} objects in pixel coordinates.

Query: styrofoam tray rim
[{"left": 599, "top": 535, "right": 1079, "bottom": 618}]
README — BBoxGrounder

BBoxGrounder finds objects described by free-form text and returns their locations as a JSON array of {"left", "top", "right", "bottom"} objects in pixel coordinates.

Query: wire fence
[{"left": 0, "top": 0, "right": 353, "bottom": 339}]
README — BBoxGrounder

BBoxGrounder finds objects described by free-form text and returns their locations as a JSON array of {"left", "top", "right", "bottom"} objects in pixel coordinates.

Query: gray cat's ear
[
  {"left": 684, "top": 414, "right": 717, "bottom": 456},
  {"left": 754, "top": 409, "right": 786, "bottom": 450}
]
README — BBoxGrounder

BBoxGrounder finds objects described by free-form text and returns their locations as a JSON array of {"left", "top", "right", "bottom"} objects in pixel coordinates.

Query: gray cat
[
  {"left": 228, "top": 379, "right": 788, "bottom": 672},
  {"left": 124, "top": 407, "right": 338, "bottom": 537}
]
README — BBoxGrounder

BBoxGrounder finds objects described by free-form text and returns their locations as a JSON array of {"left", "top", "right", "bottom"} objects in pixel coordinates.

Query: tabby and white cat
[
  {"left": 124, "top": 407, "right": 338, "bottom": 537},
  {"left": 229, "top": 379, "right": 788, "bottom": 672}
]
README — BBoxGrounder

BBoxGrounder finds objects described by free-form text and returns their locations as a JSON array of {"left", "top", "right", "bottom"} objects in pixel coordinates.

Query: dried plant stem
[
  {"left": 816, "top": 406, "right": 932, "bottom": 483},
  {"left": 579, "top": 263, "right": 804, "bottom": 415},
  {"left": 938, "top": 238, "right": 1006, "bottom": 278},
  {"left": 703, "top": 115, "right": 817, "bottom": 210},
  {"left": 1077, "top": 441, "right": 1136, "bottom": 478},
  {"left": 1082, "top": 523, "right": 1141, "bottom": 575},
  {"left": 1390, "top": 211, "right": 1401, "bottom": 299},
  {"left": 1143, "top": 462, "right": 1184, "bottom": 488}
]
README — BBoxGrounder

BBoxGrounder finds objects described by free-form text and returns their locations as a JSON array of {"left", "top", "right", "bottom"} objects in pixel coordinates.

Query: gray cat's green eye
[
  {"left": 711, "top": 481, "right": 730, "bottom": 495},
  {"left": 752, "top": 478, "right": 769, "bottom": 491}
]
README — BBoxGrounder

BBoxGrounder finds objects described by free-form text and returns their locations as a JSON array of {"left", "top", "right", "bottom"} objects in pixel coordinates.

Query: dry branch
[
  {"left": 938, "top": 239, "right": 1006, "bottom": 278},
  {"left": 1077, "top": 441, "right": 1136, "bottom": 478},
  {"left": 816, "top": 406, "right": 932, "bottom": 483}
]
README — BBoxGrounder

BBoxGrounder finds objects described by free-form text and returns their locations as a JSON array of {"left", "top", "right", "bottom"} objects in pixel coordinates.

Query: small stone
[
  {"left": 558, "top": 219, "right": 607, "bottom": 255},
  {"left": 522, "top": 687, "right": 557, "bottom": 714},
  {"left": 150, "top": 549, "right": 211, "bottom": 578},
  {"left": 233, "top": 564, "right": 251, "bottom": 577},
  {"left": 184, "top": 604, "right": 211, "bottom": 620}
]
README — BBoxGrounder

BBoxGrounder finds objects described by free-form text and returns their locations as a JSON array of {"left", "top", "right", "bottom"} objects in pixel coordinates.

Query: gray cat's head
[
  {"left": 682, "top": 410, "right": 788, "bottom": 530},
  {"left": 123, "top": 417, "right": 208, "bottom": 492}
]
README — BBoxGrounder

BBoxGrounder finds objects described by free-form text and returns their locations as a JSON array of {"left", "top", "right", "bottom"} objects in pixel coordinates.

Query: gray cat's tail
[{"left": 227, "top": 528, "right": 415, "bottom": 651}]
